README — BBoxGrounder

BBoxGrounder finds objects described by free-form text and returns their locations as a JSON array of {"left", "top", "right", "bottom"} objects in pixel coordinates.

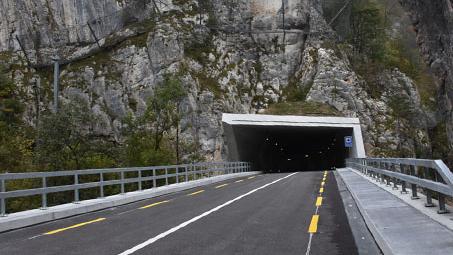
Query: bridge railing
[
  {"left": 346, "top": 158, "right": 453, "bottom": 214},
  {"left": 0, "top": 161, "right": 251, "bottom": 216}
]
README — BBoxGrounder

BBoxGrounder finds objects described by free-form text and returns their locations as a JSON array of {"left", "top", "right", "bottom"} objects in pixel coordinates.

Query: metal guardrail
[
  {"left": 0, "top": 161, "right": 251, "bottom": 216},
  {"left": 346, "top": 158, "right": 453, "bottom": 214}
]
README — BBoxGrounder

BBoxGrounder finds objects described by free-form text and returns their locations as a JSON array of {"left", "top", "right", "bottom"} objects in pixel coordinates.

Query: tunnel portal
[{"left": 223, "top": 114, "right": 366, "bottom": 173}]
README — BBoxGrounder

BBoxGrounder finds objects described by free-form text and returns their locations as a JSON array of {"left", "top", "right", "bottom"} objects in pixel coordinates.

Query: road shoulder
[{"left": 334, "top": 171, "right": 382, "bottom": 255}]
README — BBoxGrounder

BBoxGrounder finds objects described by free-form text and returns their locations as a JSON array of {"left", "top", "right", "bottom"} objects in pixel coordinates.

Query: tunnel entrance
[{"left": 223, "top": 114, "right": 366, "bottom": 172}]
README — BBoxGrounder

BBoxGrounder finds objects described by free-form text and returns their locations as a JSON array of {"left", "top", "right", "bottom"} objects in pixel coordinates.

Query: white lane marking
[
  {"left": 117, "top": 173, "right": 298, "bottom": 255},
  {"left": 305, "top": 233, "right": 314, "bottom": 255},
  {"left": 28, "top": 234, "right": 43, "bottom": 240}
]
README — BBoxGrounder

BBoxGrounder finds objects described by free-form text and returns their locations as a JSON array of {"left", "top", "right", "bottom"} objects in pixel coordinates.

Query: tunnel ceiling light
[
  {"left": 305, "top": 154, "right": 309, "bottom": 158},
  {"left": 287, "top": 158, "right": 291, "bottom": 161}
]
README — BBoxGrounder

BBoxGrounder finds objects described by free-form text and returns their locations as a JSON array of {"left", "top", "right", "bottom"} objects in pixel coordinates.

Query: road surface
[{"left": 0, "top": 171, "right": 357, "bottom": 255}]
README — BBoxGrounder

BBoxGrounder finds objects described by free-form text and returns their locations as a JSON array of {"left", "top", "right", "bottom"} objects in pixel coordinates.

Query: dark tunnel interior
[{"left": 230, "top": 125, "right": 353, "bottom": 173}]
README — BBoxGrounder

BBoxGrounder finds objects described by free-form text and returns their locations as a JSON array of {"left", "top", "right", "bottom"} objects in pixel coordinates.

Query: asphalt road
[{"left": 0, "top": 171, "right": 358, "bottom": 255}]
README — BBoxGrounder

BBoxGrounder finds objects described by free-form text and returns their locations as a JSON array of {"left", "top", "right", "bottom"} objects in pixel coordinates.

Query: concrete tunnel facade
[{"left": 222, "top": 114, "right": 366, "bottom": 172}]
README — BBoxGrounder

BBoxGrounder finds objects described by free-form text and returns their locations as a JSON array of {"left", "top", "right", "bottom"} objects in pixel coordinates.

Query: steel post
[
  {"left": 41, "top": 177, "right": 47, "bottom": 210},
  {"left": 425, "top": 190, "right": 435, "bottom": 207},
  {"left": 437, "top": 193, "right": 449, "bottom": 214},
  {"left": 165, "top": 168, "right": 168, "bottom": 186},
  {"left": 52, "top": 57, "right": 60, "bottom": 113},
  {"left": 153, "top": 169, "right": 157, "bottom": 188},
  {"left": 0, "top": 179, "right": 6, "bottom": 216},
  {"left": 74, "top": 174, "right": 79, "bottom": 203},
  {"left": 392, "top": 177, "right": 398, "bottom": 190},
  {"left": 193, "top": 165, "right": 196, "bottom": 180},
  {"left": 138, "top": 170, "right": 142, "bottom": 191},
  {"left": 100, "top": 173, "right": 104, "bottom": 198},
  {"left": 401, "top": 181, "right": 408, "bottom": 194},
  {"left": 411, "top": 183, "right": 419, "bottom": 199},
  {"left": 120, "top": 171, "right": 125, "bottom": 194}
]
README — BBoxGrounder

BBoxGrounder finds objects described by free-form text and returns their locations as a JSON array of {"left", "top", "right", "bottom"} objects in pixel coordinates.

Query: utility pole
[
  {"left": 52, "top": 56, "right": 60, "bottom": 113},
  {"left": 282, "top": 0, "right": 286, "bottom": 44}
]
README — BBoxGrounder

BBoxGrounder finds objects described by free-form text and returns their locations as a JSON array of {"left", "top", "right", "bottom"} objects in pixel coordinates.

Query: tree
[
  {"left": 36, "top": 96, "right": 115, "bottom": 170},
  {"left": 0, "top": 65, "right": 33, "bottom": 172},
  {"left": 121, "top": 74, "right": 186, "bottom": 166},
  {"left": 350, "top": 1, "right": 385, "bottom": 61},
  {"left": 145, "top": 75, "right": 186, "bottom": 154}
]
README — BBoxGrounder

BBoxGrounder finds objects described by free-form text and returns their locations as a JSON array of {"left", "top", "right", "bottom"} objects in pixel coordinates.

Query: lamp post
[{"left": 51, "top": 56, "right": 60, "bottom": 113}]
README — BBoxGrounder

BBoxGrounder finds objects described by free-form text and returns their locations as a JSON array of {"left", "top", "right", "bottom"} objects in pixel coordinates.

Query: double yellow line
[{"left": 308, "top": 170, "right": 328, "bottom": 234}]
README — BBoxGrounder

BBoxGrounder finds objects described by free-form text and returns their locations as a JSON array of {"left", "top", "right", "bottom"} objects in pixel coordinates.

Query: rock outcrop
[
  {"left": 399, "top": 0, "right": 453, "bottom": 154},
  {"left": 0, "top": 0, "right": 436, "bottom": 160}
]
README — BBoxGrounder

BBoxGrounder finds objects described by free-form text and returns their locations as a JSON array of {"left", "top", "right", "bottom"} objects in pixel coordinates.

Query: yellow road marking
[
  {"left": 321, "top": 181, "right": 325, "bottom": 187},
  {"left": 187, "top": 190, "right": 205, "bottom": 196},
  {"left": 44, "top": 218, "right": 106, "bottom": 235},
  {"left": 319, "top": 187, "right": 324, "bottom": 193},
  {"left": 308, "top": 215, "right": 320, "bottom": 233},
  {"left": 215, "top": 184, "right": 229, "bottom": 189},
  {"left": 248, "top": 176, "right": 256, "bottom": 179},
  {"left": 315, "top": 197, "right": 323, "bottom": 207},
  {"left": 235, "top": 180, "right": 244, "bottom": 183},
  {"left": 140, "top": 200, "right": 170, "bottom": 209}
]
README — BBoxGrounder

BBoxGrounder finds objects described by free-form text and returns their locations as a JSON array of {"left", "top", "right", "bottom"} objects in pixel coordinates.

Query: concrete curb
[
  {"left": 0, "top": 171, "right": 260, "bottom": 233},
  {"left": 337, "top": 169, "right": 393, "bottom": 255}
]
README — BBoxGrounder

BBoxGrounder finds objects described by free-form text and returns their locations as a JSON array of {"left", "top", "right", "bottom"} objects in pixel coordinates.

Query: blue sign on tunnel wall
[{"left": 344, "top": 136, "right": 353, "bottom": 148}]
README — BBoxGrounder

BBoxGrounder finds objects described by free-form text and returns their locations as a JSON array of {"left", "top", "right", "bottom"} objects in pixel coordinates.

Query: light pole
[{"left": 52, "top": 56, "right": 60, "bottom": 113}]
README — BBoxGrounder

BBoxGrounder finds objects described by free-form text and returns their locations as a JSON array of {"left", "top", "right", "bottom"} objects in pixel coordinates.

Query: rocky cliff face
[
  {"left": 399, "top": 0, "right": 453, "bottom": 156},
  {"left": 0, "top": 0, "right": 435, "bottom": 160}
]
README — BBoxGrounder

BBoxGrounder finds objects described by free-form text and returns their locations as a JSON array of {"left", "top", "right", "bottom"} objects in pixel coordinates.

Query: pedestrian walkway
[{"left": 338, "top": 168, "right": 453, "bottom": 255}]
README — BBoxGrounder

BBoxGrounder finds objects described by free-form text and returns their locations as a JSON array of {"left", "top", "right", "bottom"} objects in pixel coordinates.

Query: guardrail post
[
  {"left": 41, "top": 177, "right": 47, "bottom": 210},
  {"left": 120, "top": 171, "right": 125, "bottom": 194},
  {"left": 401, "top": 181, "right": 408, "bottom": 194},
  {"left": 437, "top": 194, "right": 448, "bottom": 214},
  {"left": 425, "top": 190, "right": 435, "bottom": 207},
  {"left": 165, "top": 168, "right": 168, "bottom": 186},
  {"left": 193, "top": 164, "right": 196, "bottom": 180},
  {"left": 74, "top": 174, "right": 80, "bottom": 203},
  {"left": 138, "top": 170, "right": 142, "bottom": 191},
  {"left": 392, "top": 177, "right": 398, "bottom": 190},
  {"left": 0, "top": 179, "right": 6, "bottom": 216},
  {"left": 185, "top": 166, "right": 188, "bottom": 182},
  {"left": 100, "top": 173, "right": 104, "bottom": 198},
  {"left": 385, "top": 176, "right": 391, "bottom": 186},
  {"left": 437, "top": 193, "right": 449, "bottom": 214},
  {"left": 153, "top": 169, "right": 157, "bottom": 188},
  {"left": 411, "top": 183, "right": 419, "bottom": 199},
  {"left": 176, "top": 168, "right": 179, "bottom": 184}
]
